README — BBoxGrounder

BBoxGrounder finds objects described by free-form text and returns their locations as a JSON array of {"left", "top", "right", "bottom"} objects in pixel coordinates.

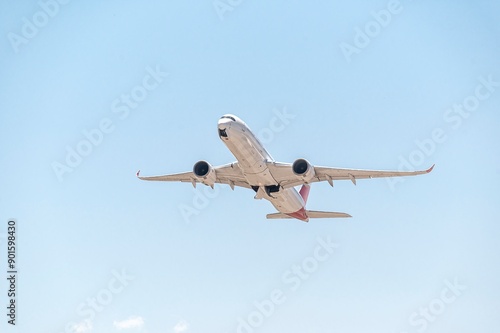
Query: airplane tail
[
  {"left": 299, "top": 184, "right": 310, "bottom": 204},
  {"left": 266, "top": 184, "right": 351, "bottom": 221},
  {"left": 266, "top": 210, "right": 351, "bottom": 220}
]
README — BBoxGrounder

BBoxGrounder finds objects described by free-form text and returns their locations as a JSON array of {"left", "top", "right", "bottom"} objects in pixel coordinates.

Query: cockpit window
[
  {"left": 220, "top": 115, "right": 236, "bottom": 121},
  {"left": 218, "top": 128, "right": 228, "bottom": 138}
]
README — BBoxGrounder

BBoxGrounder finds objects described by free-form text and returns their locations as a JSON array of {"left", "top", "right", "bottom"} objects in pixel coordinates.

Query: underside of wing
[
  {"left": 268, "top": 160, "right": 434, "bottom": 188},
  {"left": 137, "top": 170, "right": 193, "bottom": 182},
  {"left": 137, "top": 162, "right": 251, "bottom": 189},
  {"left": 313, "top": 164, "right": 435, "bottom": 184}
]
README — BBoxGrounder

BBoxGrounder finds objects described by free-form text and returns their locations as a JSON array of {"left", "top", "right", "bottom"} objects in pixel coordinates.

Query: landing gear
[{"left": 252, "top": 185, "right": 281, "bottom": 199}]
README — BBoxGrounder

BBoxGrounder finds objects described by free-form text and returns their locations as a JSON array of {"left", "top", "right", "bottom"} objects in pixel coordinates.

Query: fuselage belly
[{"left": 217, "top": 116, "right": 304, "bottom": 215}]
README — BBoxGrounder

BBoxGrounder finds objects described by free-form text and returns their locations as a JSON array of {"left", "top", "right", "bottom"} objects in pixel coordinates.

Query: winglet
[
  {"left": 426, "top": 164, "right": 435, "bottom": 173},
  {"left": 136, "top": 170, "right": 141, "bottom": 177}
]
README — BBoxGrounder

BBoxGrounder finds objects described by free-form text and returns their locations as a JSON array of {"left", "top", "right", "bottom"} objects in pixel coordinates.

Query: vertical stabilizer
[{"left": 299, "top": 184, "right": 310, "bottom": 204}]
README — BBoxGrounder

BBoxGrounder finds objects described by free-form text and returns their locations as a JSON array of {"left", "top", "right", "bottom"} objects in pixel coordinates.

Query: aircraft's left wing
[
  {"left": 137, "top": 162, "right": 251, "bottom": 189},
  {"left": 269, "top": 162, "right": 434, "bottom": 188}
]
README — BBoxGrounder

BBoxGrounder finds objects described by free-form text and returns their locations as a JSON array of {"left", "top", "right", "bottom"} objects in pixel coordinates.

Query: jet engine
[
  {"left": 292, "top": 158, "right": 316, "bottom": 183},
  {"left": 193, "top": 160, "right": 217, "bottom": 187}
]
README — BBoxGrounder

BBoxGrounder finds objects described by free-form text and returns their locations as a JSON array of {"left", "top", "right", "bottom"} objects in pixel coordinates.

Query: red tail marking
[
  {"left": 299, "top": 184, "right": 310, "bottom": 204},
  {"left": 287, "top": 207, "right": 309, "bottom": 222}
]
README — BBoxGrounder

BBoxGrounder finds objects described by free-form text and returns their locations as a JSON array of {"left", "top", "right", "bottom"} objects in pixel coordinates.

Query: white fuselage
[{"left": 217, "top": 115, "right": 306, "bottom": 216}]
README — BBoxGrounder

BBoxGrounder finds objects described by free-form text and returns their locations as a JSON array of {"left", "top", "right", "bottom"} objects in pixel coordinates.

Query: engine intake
[
  {"left": 193, "top": 160, "right": 216, "bottom": 187},
  {"left": 292, "top": 158, "right": 316, "bottom": 183}
]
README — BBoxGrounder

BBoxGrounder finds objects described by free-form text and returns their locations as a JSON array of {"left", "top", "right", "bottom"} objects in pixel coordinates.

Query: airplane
[{"left": 137, "top": 114, "right": 434, "bottom": 222}]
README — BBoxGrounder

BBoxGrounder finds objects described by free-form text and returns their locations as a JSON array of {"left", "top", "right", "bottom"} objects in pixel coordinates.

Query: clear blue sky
[{"left": 1, "top": 1, "right": 499, "bottom": 332}]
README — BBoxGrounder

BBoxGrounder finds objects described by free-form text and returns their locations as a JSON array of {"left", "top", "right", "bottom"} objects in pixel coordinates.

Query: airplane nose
[{"left": 218, "top": 118, "right": 232, "bottom": 129}]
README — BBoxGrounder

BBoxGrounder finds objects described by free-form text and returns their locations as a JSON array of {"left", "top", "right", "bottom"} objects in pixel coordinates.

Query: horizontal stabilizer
[
  {"left": 266, "top": 210, "right": 352, "bottom": 220},
  {"left": 306, "top": 210, "right": 352, "bottom": 218},
  {"left": 266, "top": 212, "right": 293, "bottom": 219}
]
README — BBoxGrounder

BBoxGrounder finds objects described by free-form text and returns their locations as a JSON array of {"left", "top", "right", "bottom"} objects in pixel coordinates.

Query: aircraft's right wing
[{"left": 137, "top": 162, "right": 251, "bottom": 189}]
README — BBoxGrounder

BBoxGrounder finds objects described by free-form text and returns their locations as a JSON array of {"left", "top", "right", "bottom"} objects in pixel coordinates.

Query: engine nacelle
[
  {"left": 292, "top": 158, "right": 316, "bottom": 183},
  {"left": 193, "top": 160, "right": 217, "bottom": 187}
]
